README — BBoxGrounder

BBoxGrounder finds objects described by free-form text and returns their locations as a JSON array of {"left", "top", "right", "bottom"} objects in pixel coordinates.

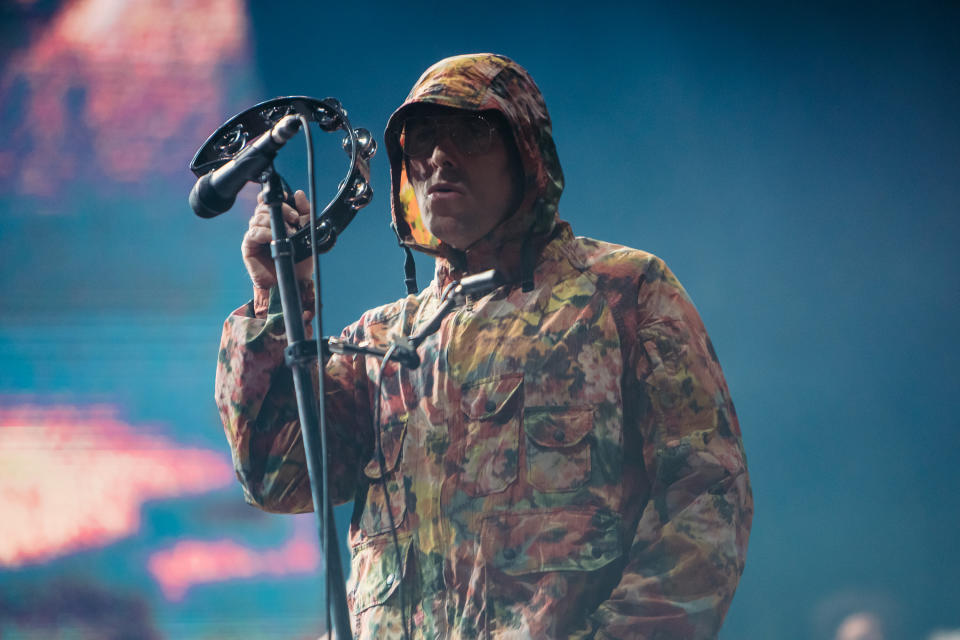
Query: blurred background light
[{"left": 0, "top": 404, "right": 233, "bottom": 568}]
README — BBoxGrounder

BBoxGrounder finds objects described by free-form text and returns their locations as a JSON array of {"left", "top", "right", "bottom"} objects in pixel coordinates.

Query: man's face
[{"left": 403, "top": 107, "right": 521, "bottom": 250}]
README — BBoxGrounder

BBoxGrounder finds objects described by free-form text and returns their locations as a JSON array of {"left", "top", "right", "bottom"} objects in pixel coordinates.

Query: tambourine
[{"left": 189, "top": 96, "right": 376, "bottom": 260}]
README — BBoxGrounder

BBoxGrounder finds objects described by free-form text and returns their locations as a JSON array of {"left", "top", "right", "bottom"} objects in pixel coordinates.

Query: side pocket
[
  {"left": 479, "top": 508, "right": 622, "bottom": 639},
  {"left": 347, "top": 534, "right": 417, "bottom": 640},
  {"left": 480, "top": 508, "right": 622, "bottom": 575},
  {"left": 360, "top": 414, "right": 408, "bottom": 536},
  {"left": 524, "top": 407, "right": 594, "bottom": 492},
  {"left": 459, "top": 374, "right": 523, "bottom": 496}
]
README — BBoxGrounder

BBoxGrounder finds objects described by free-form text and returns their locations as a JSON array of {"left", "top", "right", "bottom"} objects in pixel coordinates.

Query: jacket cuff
[{"left": 252, "top": 280, "right": 315, "bottom": 319}]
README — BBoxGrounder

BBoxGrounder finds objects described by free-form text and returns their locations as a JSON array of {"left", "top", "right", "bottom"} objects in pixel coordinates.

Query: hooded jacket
[{"left": 216, "top": 54, "right": 752, "bottom": 639}]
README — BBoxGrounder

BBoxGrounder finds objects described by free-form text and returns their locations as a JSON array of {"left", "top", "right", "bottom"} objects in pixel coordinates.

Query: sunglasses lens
[
  {"left": 399, "top": 117, "right": 429, "bottom": 157},
  {"left": 452, "top": 116, "right": 493, "bottom": 154},
  {"left": 401, "top": 114, "right": 494, "bottom": 158}
]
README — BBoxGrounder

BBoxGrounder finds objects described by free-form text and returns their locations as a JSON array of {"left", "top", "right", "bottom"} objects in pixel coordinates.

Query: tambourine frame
[{"left": 189, "top": 95, "right": 375, "bottom": 260}]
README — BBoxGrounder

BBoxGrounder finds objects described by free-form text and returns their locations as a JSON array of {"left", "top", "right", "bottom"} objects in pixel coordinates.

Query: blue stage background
[{"left": 1, "top": 1, "right": 958, "bottom": 638}]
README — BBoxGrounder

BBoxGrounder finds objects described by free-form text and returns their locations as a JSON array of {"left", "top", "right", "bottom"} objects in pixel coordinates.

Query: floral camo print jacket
[{"left": 216, "top": 54, "right": 752, "bottom": 639}]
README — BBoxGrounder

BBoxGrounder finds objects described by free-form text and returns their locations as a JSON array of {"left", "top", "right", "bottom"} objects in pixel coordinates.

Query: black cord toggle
[{"left": 284, "top": 340, "right": 318, "bottom": 367}]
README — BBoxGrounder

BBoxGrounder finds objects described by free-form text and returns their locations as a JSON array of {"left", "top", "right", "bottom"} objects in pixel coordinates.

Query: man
[{"left": 216, "top": 53, "right": 752, "bottom": 639}]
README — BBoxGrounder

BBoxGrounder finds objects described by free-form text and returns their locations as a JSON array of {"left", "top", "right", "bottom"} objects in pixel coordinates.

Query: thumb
[{"left": 293, "top": 190, "right": 311, "bottom": 217}]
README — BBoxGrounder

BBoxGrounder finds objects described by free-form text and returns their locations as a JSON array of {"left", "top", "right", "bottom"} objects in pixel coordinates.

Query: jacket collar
[{"left": 433, "top": 221, "right": 572, "bottom": 291}]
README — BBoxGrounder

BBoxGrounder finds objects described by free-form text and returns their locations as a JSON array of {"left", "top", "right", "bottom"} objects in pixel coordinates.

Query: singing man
[{"left": 216, "top": 53, "right": 752, "bottom": 639}]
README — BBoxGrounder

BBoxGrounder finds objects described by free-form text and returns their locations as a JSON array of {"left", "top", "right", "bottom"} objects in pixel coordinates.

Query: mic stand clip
[{"left": 317, "top": 268, "right": 501, "bottom": 372}]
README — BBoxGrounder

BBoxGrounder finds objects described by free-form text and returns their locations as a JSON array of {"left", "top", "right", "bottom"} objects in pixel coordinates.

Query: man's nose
[{"left": 427, "top": 131, "right": 458, "bottom": 168}]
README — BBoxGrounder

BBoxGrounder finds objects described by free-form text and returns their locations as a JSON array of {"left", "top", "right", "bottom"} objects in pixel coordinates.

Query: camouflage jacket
[{"left": 215, "top": 54, "right": 752, "bottom": 639}]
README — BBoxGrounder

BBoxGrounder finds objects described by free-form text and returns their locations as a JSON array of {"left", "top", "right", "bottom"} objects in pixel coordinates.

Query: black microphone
[
  {"left": 456, "top": 269, "right": 500, "bottom": 297},
  {"left": 189, "top": 115, "right": 302, "bottom": 218}
]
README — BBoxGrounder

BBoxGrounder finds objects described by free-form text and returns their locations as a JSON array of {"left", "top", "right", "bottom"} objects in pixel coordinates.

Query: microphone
[
  {"left": 455, "top": 269, "right": 500, "bottom": 298},
  {"left": 321, "top": 269, "right": 502, "bottom": 371},
  {"left": 189, "top": 115, "right": 303, "bottom": 218}
]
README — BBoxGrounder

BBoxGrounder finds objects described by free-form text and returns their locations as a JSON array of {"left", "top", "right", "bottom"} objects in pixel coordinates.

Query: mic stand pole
[{"left": 261, "top": 165, "right": 352, "bottom": 640}]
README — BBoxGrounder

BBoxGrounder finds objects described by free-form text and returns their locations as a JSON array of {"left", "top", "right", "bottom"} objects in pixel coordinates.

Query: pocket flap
[
  {"left": 348, "top": 534, "right": 413, "bottom": 613},
  {"left": 524, "top": 407, "right": 593, "bottom": 447},
  {"left": 461, "top": 374, "right": 523, "bottom": 420},
  {"left": 363, "top": 414, "right": 408, "bottom": 479},
  {"left": 480, "top": 508, "right": 622, "bottom": 575}
]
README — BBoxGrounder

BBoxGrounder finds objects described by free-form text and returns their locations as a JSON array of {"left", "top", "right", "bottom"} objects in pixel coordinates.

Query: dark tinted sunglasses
[{"left": 399, "top": 113, "right": 498, "bottom": 158}]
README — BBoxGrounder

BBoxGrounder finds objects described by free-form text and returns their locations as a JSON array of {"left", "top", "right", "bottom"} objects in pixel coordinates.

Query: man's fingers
[
  {"left": 283, "top": 203, "right": 300, "bottom": 227},
  {"left": 293, "top": 190, "right": 312, "bottom": 217},
  {"left": 242, "top": 226, "right": 273, "bottom": 252},
  {"left": 249, "top": 206, "right": 299, "bottom": 228},
  {"left": 248, "top": 212, "right": 269, "bottom": 229}
]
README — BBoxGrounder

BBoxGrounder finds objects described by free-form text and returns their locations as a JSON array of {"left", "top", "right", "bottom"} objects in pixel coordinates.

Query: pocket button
[{"left": 553, "top": 429, "right": 566, "bottom": 442}]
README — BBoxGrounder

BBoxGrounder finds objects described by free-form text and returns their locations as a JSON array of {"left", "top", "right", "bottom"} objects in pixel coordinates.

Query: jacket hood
[{"left": 384, "top": 53, "right": 564, "bottom": 286}]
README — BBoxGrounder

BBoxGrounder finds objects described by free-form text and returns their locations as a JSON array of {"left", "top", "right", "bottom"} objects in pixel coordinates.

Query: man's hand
[{"left": 242, "top": 189, "right": 314, "bottom": 290}]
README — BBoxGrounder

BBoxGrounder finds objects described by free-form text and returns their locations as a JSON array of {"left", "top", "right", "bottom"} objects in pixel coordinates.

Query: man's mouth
[{"left": 427, "top": 182, "right": 464, "bottom": 196}]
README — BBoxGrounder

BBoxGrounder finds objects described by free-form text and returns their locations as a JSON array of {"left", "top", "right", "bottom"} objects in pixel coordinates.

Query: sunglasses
[{"left": 399, "top": 113, "right": 499, "bottom": 158}]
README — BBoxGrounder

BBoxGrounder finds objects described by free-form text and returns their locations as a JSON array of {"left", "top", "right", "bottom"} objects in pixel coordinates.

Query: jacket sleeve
[
  {"left": 214, "top": 285, "right": 374, "bottom": 513},
  {"left": 590, "top": 258, "right": 753, "bottom": 639}
]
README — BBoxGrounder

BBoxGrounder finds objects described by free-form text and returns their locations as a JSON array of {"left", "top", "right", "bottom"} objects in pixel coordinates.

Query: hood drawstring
[
  {"left": 402, "top": 246, "right": 418, "bottom": 295},
  {"left": 392, "top": 222, "right": 418, "bottom": 295}
]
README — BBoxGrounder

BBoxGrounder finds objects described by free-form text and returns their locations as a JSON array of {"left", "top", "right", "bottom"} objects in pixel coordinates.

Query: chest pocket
[
  {"left": 523, "top": 407, "right": 594, "bottom": 492},
  {"left": 459, "top": 374, "right": 523, "bottom": 496}
]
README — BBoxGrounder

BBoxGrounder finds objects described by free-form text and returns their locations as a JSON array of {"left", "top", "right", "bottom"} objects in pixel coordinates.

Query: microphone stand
[
  {"left": 262, "top": 142, "right": 497, "bottom": 640},
  {"left": 260, "top": 165, "right": 352, "bottom": 640}
]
